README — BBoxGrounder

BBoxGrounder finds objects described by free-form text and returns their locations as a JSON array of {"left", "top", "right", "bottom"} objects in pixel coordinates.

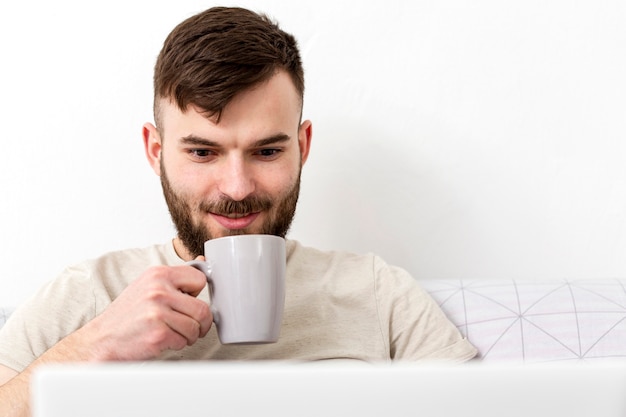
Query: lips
[{"left": 210, "top": 212, "right": 261, "bottom": 230}]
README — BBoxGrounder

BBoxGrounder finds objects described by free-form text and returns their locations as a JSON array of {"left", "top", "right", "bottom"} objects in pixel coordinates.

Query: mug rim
[{"left": 204, "top": 234, "right": 285, "bottom": 243}]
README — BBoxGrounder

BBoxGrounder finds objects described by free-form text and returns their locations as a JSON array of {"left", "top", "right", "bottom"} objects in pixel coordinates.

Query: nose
[{"left": 217, "top": 155, "right": 255, "bottom": 201}]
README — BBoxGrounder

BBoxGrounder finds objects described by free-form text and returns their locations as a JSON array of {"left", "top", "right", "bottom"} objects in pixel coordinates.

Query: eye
[
  {"left": 188, "top": 149, "right": 216, "bottom": 160},
  {"left": 255, "top": 148, "right": 283, "bottom": 159}
]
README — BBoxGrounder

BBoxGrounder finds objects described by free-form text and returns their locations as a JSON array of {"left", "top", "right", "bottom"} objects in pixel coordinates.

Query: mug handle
[{"left": 186, "top": 260, "right": 220, "bottom": 326}]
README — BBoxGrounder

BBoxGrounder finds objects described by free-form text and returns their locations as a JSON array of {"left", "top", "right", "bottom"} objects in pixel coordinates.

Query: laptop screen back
[{"left": 31, "top": 361, "right": 626, "bottom": 417}]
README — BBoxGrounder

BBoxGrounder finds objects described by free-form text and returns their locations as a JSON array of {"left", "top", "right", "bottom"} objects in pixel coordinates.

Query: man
[{"left": 0, "top": 6, "right": 476, "bottom": 415}]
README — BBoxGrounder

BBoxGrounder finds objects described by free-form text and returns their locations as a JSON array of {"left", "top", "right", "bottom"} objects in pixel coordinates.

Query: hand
[{"left": 77, "top": 259, "right": 213, "bottom": 361}]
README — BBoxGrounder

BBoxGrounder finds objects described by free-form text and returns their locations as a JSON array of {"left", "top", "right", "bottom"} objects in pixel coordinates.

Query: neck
[{"left": 173, "top": 237, "right": 195, "bottom": 261}]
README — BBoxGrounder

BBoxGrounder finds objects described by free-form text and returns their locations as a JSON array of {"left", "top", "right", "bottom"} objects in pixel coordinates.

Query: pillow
[
  {"left": 0, "top": 308, "right": 12, "bottom": 330},
  {"left": 420, "top": 279, "right": 626, "bottom": 363}
]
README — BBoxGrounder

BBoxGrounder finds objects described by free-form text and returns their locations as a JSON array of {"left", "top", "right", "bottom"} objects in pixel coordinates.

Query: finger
[
  {"left": 169, "top": 264, "right": 208, "bottom": 297},
  {"left": 168, "top": 292, "right": 213, "bottom": 337},
  {"left": 162, "top": 306, "right": 210, "bottom": 346},
  {"left": 135, "top": 307, "right": 190, "bottom": 354}
]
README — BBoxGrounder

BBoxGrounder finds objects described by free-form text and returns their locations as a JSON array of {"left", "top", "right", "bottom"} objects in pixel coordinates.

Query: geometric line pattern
[
  {"left": 0, "top": 307, "right": 11, "bottom": 330},
  {"left": 419, "top": 279, "right": 626, "bottom": 363}
]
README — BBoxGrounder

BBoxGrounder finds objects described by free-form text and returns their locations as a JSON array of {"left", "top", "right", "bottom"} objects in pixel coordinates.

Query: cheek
[
  {"left": 163, "top": 155, "right": 212, "bottom": 192},
  {"left": 261, "top": 162, "right": 300, "bottom": 195},
  {"left": 165, "top": 166, "right": 213, "bottom": 203}
]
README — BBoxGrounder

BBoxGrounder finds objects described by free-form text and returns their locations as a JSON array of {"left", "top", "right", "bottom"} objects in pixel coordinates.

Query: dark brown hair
[{"left": 153, "top": 6, "right": 304, "bottom": 125}]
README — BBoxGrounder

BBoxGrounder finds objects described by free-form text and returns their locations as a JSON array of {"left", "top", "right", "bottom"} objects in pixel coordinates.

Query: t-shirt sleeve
[
  {"left": 373, "top": 257, "right": 477, "bottom": 362},
  {"left": 0, "top": 263, "right": 99, "bottom": 372}
]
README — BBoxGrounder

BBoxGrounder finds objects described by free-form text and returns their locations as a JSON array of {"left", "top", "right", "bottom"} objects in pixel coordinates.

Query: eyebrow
[
  {"left": 179, "top": 135, "right": 219, "bottom": 147},
  {"left": 179, "top": 133, "right": 292, "bottom": 148},
  {"left": 254, "top": 133, "right": 291, "bottom": 147}
]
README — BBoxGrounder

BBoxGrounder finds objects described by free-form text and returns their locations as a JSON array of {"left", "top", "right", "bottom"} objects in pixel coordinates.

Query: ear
[
  {"left": 143, "top": 122, "right": 162, "bottom": 176},
  {"left": 298, "top": 119, "right": 313, "bottom": 165}
]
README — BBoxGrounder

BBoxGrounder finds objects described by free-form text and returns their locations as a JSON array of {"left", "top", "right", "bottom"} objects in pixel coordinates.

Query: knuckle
[
  {"left": 144, "top": 307, "right": 166, "bottom": 325},
  {"left": 145, "top": 288, "right": 169, "bottom": 304},
  {"left": 171, "top": 335, "right": 188, "bottom": 351},
  {"left": 143, "top": 265, "right": 169, "bottom": 280},
  {"left": 186, "top": 321, "right": 201, "bottom": 345},
  {"left": 146, "top": 325, "right": 170, "bottom": 347},
  {"left": 194, "top": 300, "right": 211, "bottom": 320}
]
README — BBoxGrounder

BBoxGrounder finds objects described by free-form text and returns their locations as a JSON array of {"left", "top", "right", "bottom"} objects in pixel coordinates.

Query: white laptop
[{"left": 31, "top": 361, "right": 626, "bottom": 417}]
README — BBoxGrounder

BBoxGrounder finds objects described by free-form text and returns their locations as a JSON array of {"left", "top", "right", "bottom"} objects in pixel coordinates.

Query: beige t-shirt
[{"left": 0, "top": 240, "right": 476, "bottom": 371}]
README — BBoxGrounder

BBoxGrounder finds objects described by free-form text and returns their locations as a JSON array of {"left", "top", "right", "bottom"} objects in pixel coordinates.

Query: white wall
[{"left": 1, "top": 0, "right": 625, "bottom": 306}]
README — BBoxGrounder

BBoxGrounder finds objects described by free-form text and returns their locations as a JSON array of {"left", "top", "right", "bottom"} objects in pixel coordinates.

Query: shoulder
[
  {"left": 8, "top": 242, "right": 176, "bottom": 326},
  {"left": 65, "top": 242, "right": 179, "bottom": 293},
  {"left": 81, "top": 242, "right": 180, "bottom": 274},
  {"left": 25, "top": 242, "right": 178, "bottom": 311},
  {"left": 0, "top": 242, "right": 180, "bottom": 371},
  {"left": 285, "top": 239, "right": 419, "bottom": 294},
  {"left": 286, "top": 239, "right": 380, "bottom": 276}
]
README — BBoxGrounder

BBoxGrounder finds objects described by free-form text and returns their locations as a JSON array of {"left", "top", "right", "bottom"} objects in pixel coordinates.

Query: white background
[{"left": 1, "top": 0, "right": 625, "bottom": 306}]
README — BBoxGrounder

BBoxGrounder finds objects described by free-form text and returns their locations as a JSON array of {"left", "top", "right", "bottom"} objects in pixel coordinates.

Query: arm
[
  {"left": 0, "top": 263, "right": 213, "bottom": 417},
  {"left": 373, "top": 259, "right": 477, "bottom": 361},
  {"left": 0, "top": 322, "right": 130, "bottom": 417},
  {"left": 0, "top": 337, "right": 92, "bottom": 417},
  {"left": 0, "top": 365, "right": 17, "bottom": 385},
  {"left": 0, "top": 365, "right": 26, "bottom": 416}
]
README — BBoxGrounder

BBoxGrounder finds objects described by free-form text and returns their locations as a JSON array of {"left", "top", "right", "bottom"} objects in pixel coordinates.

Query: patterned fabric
[
  {"left": 420, "top": 279, "right": 626, "bottom": 363},
  {"left": 0, "top": 308, "right": 12, "bottom": 330}
]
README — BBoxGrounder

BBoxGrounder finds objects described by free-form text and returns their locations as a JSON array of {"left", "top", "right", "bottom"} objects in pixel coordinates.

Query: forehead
[{"left": 157, "top": 71, "right": 302, "bottom": 138}]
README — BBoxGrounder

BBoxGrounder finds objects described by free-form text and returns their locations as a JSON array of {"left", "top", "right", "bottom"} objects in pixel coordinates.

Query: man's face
[{"left": 144, "top": 70, "right": 312, "bottom": 259}]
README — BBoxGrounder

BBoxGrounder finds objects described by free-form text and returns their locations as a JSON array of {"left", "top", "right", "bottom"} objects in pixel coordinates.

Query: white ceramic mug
[{"left": 187, "top": 234, "right": 286, "bottom": 344}]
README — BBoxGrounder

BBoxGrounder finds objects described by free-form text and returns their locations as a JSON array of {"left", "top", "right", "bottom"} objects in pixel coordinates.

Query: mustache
[{"left": 199, "top": 195, "right": 272, "bottom": 215}]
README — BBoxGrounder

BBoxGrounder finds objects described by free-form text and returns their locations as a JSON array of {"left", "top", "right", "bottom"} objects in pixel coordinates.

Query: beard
[{"left": 160, "top": 164, "right": 301, "bottom": 258}]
